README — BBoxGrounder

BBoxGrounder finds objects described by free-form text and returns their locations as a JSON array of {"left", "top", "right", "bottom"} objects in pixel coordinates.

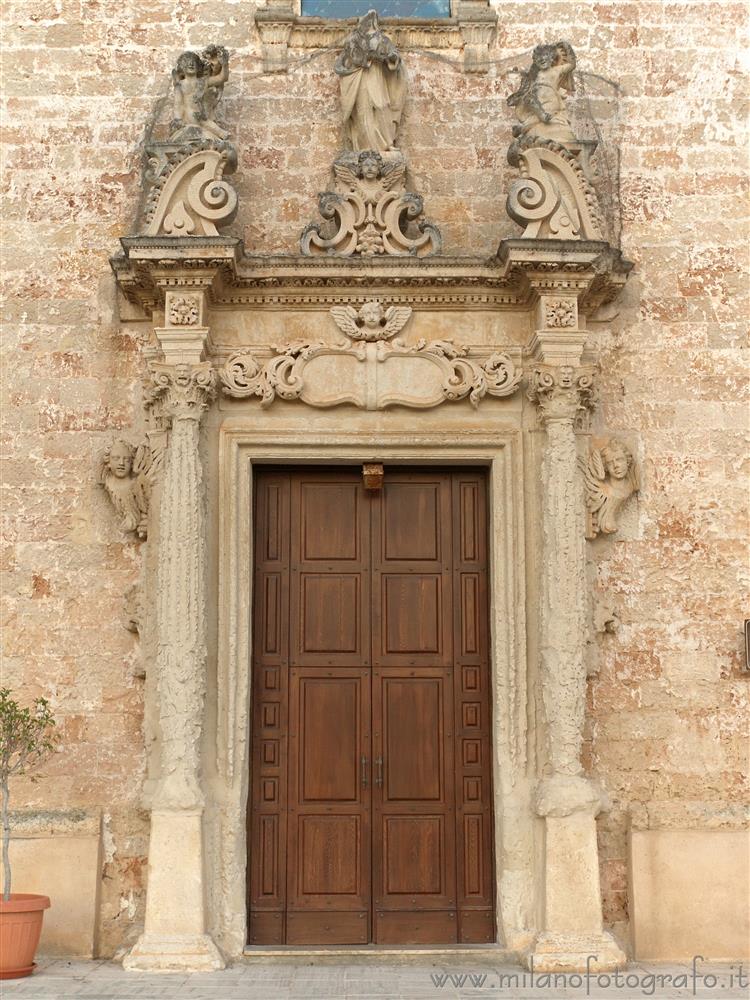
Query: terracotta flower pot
[{"left": 0, "top": 894, "right": 50, "bottom": 979}]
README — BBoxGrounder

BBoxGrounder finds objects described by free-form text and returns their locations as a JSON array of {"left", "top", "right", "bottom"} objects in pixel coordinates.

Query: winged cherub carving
[
  {"left": 330, "top": 301, "right": 413, "bottom": 342},
  {"left": 580, "top": 439, "right": 640, "bottom": 539},
  {"left": 333, "top": 150, "right": 405, "bottom": 200},
  {"left": 507, "top": 41, "right": 577, "bottom": 145},
  {"left": 99, "top": 439, "right": 155, "bottom": 539}
]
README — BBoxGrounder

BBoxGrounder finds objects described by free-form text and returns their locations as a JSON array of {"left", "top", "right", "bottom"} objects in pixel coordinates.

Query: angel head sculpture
[
  {"left": 100, "top": 439, "right": 154, "bottom": 539},
  {"left": 507, "top": 41, "right": 577, "bottom": 145},
  {"left": 332, "top": 149, "right": 405, "bottom": 200},
  {"left": 170, "top": 44, "right": 230, "bottom": 142},
  {"left": 580, "top": 438, "right": 640, "bottom": 539},
  {"left": 330, "top": 301, "right": 413, "bottom": 342},
  {"left": 334, "top": 11, "right": 407, "bottom": 153}
]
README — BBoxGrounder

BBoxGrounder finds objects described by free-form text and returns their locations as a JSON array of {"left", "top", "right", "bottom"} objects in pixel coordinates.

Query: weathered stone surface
[{"left": 1, "top": 0, "right": 747, "bottom": 964}]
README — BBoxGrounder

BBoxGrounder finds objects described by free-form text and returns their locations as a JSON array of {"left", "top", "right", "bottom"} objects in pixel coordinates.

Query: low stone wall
[{"left": 3, "top": 810, "right": 102, "bottom": 958}]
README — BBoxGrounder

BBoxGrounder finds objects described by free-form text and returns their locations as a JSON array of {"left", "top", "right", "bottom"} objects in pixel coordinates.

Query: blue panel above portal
[{"left": 301, "top": 1, "right": 451, "bottom": 17}]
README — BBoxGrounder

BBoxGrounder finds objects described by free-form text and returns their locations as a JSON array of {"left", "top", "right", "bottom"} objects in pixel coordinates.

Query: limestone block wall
[{"left": 1, "top": 0, "right": 748, "bottom": 957}]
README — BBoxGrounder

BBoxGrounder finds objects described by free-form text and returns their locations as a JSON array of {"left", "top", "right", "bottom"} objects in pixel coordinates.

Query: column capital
[
  {"left": 145, "top": 362, "right": 216, "bottom": 423},
  {"left": 527, "top": 363, "right": 596, "bottom": 424}
]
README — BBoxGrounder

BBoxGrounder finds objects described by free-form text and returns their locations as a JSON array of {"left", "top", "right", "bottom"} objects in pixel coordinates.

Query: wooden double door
[{"left": 248, "top": 467, "right": 495, "bottom": 946}]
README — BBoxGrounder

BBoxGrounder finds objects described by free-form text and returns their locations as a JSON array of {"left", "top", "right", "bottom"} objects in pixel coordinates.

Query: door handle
[
  {"left": 361, "top": 755, "right": 368, "bottom": 788},
  {"left": 375, "top": 756, "right": 383, "bottom": 787}
]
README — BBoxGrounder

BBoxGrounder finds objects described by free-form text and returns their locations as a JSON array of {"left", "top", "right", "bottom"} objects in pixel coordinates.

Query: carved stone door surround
[{"left": 111, "top": 234, "right": 631, "bottom": 971}]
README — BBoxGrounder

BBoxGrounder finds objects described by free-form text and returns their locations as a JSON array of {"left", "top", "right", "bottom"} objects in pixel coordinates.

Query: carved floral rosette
[{"left": 220, "top": 338, "right": 521, "bottom": 411}]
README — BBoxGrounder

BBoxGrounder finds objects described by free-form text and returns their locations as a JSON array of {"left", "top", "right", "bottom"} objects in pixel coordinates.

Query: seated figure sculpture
[
  {"left": 170, "top": 45, "right": 230, "bottom": 142},
  {"left": 140, "top": 44, "right": 238, "bottom": 237},
  {"left": 507, "top": 41, "right": 576, "bottom": 145},
  {"left": 504, "top": 41, "right": 605, "bottom": 241}
]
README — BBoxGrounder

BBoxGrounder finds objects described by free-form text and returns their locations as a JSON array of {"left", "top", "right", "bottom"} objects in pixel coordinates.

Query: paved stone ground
[{"left": 1, "top": 958, "right": 748, "bottom": 1000}]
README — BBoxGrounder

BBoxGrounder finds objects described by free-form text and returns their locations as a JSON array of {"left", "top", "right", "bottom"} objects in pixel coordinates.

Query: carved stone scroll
[
  {"left": 142, "top": 144, "right": 238, "bottom": 238},
  {"left": 505, "top": 42, "right": 605, "bottom": 241},
  {"left": 301, "top": 151, "right": 440, "bottom": 258},
  {"left": 140, "top": 45, "right": 237, "bottom": 239},
  {"left": 507, "top": 141, "right": 604, "bottom": 241},
  {"left": 220, "top": 338, "right": 521, "bottom": 411}
]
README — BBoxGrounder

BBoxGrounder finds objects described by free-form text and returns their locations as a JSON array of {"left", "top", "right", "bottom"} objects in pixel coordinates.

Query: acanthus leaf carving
[
  {"left": 220, "top": 333, "right": 521, "bottom": 411},
  {"left": 580, "top": 437, "right": 640, "bottom": 539},
  {"left": 145, "top": 362, "right": 217, "bottom": 423},
  {"left": 527, "top": 364, "right": 596, "bottom": 425},
  {"left": 301, "top": 151, "right": 440, "bottom": 258}
]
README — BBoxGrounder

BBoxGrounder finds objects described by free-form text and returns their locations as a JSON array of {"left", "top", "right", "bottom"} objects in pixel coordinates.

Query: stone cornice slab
[
  {"left": 254, "top": 2, "right": 497, "bottom": 72},
  {"left": 111, "top": 236, "right": 632, "bottom": 317}
]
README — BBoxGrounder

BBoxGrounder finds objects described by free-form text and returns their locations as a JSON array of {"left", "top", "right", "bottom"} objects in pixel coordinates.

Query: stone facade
[{"left": 1, "top": 0, "right": 748, "bottom": 966}]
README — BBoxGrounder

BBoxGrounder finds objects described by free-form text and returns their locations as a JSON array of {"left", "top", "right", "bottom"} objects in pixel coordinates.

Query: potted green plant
[{"left": 0, "top": 689, "right": 56, "bottom": 979}]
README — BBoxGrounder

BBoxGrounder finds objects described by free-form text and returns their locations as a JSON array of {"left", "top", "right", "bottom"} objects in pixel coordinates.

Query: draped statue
[{"left": 335, "top": 11, "right": 407, "bottom": 154}]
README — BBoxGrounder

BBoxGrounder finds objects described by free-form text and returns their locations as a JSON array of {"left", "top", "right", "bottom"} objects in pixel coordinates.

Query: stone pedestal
[{"left": 123, "top": 810, "right": 223, "bottom": 972}]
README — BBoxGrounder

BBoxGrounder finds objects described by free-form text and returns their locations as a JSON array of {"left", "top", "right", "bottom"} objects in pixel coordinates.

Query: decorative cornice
[
  {"left": 254, "top": 4, "right": 497, "bottom": 73},
  {"left": 111, "top": 237, "right": 632, "bottom": 317}
]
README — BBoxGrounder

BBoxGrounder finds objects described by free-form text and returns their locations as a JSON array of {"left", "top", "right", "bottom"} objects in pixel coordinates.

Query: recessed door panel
[
  {"left": 287, "top": 667, "right": 370, "bottom": 942},
  {"left": 290, "top": 473, "right": 371, "bottom": 667},
  {"left": 382, "top": 677, "right": 443, "bottom": 801},
  {"left": 372, "top": 667, "right": 456, "bottom": 936}
]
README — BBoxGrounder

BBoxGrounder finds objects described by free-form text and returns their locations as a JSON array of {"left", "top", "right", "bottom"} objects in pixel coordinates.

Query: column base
[
  {"left": 123, "top": 933, "right": 225, "bottom": 972},
  {"left": 524, "top": 931, "right": 626, "bottom": 973}
]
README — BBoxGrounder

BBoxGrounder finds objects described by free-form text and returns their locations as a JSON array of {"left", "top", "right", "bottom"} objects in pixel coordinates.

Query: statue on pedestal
[
  {"left": 507, "top": 41, "right": 576, "bottom": 146},
  {"left": 335, "top": 11, "right": 407, "bottom": 154},
  {"left": 504, "top": 40, "right": 605, "bottom": 241},
  {"left": 140, "top": 44, "right": 238, "bottom": 237}
]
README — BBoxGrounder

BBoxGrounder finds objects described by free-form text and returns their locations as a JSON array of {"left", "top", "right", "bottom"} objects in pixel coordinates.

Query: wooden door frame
[{"left": 211, "top": 427, "right": 530, "bottom": 956}]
